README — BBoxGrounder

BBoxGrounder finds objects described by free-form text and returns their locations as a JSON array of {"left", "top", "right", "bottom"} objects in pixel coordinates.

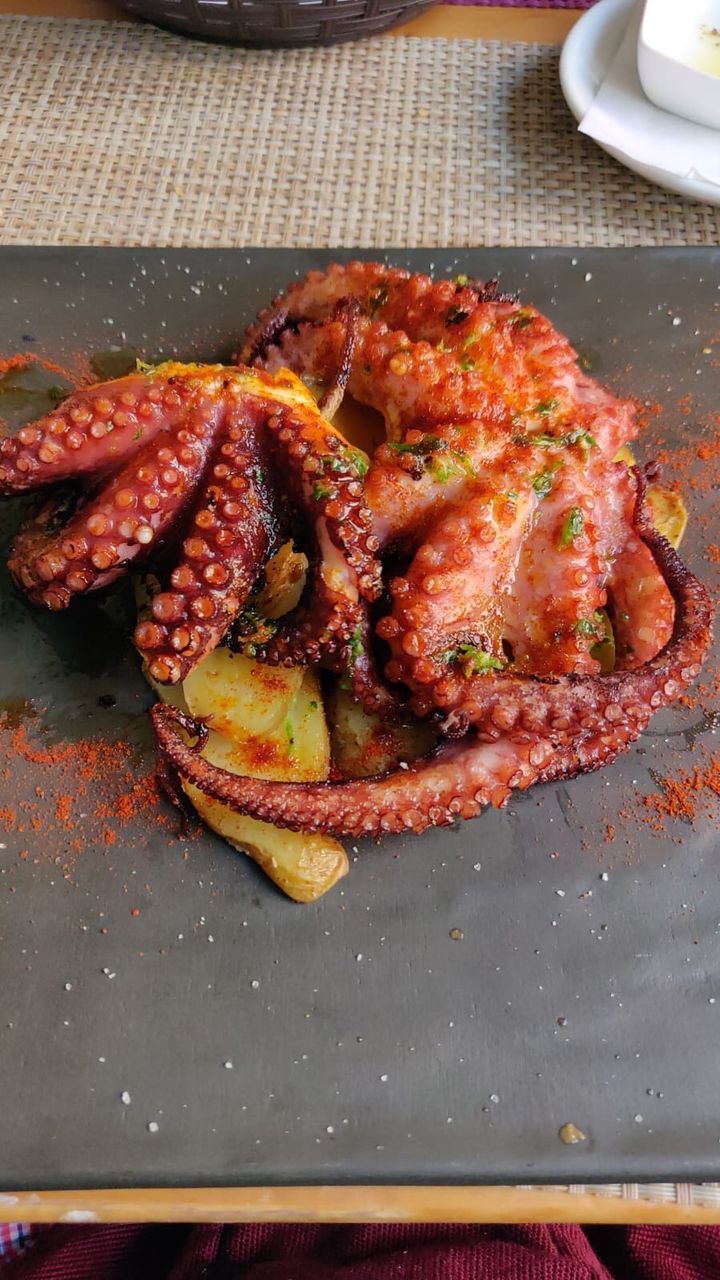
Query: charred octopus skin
[
  {"left": 1, "top": 264, "right": 713, "bottom": 844},
  {"left": 0, "top": 362, "right": 380, "bottom": 684},
  {"left": 152, "top": 470, "right": 712, "bottom": 837},
  {"left": 148, "top": 261, "right": 714, "bottom": 837}
]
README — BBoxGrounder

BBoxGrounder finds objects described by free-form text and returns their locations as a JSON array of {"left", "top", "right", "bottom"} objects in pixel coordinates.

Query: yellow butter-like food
[
  {"left": 182, "top": 668, "right": 348, "bottom": 903},
  {"left": 148, "top": 642, "right": 347, "bottom": 903},
  {"left": 183, "top": 646, "right": 304, "bottom": 739},
  {"left": 327, "top": 685, "right": 436, "bottom": 780},
  {"left": 613, "top": 444, "right": 687, "bottom": 550}
]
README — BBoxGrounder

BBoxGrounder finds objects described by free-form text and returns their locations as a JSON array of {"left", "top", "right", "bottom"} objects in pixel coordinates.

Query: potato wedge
[
  {"left": 647, "top": 486, "right": 687, "bottom": 550},
  {"left": 254, "top": 540, "right": 308, "bottom": 620},
  {"left": 328, "top": 684, "right": 436, "bottom": 780},
  {"left": 187, "top": 787, "right": 348, "bottom": 904},
  {"left": 184, "top": 670, "right": 346, "bottom": 902},
  {"left": 183, "top": 645, "right": 303, "bottom": 739},
  {"left": 190, "top": 668, "right": 329, "bottom": 782},
  {"left": 152, "top": 656, "right": 347, "bottom": 902},
  {"left": 613, "top": 444, "right": 636, "bottom": 467},
  {"left": 612, "top": 446, "right": 687, "bottom": 549}
]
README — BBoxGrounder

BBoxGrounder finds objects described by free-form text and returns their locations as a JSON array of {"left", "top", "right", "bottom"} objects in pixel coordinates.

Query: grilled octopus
[{"left": 1, "top": 264, "right": 713, "bottom": 839}]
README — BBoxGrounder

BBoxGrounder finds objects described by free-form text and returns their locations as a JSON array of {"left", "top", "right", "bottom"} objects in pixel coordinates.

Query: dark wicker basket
[{"left": 120, "top": 0, "right": 435, "bottom": 46}]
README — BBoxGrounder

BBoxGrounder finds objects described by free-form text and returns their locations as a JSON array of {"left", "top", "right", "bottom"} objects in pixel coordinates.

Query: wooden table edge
[
  {"left": 2, "top": 1186, "right": 719, "bottom": 1225},
  {"left": 0, "top": 2, "right": 583, "bottom": 42}
]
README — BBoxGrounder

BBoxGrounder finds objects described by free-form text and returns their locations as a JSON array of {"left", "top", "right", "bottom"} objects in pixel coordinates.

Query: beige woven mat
[
  {"left": 1, "top": 15, "right": 719, "bottom": 247},
  {"left": 2, "top": 16, "right": 720, "bottom": 1211}
]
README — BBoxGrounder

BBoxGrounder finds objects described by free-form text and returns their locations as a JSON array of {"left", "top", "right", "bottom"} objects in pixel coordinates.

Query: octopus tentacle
[
  {"left": 253, "top": 317, "right": 518, "bottom": 548},
  {"left": 151, "top": 699, "right": 542, "bottom": 835},
  {"left": 151, "top": 699, "right": 637, "bottom": 838},
  {"left": 134, "top": 404, "right": 275, "bottom": 685},
  {"left": 413, "top": 471, "right": 712, "bottom": 740},
  {"left": 8, "top": 406, "right": 223, "bottom": 609},
  {"left": 330, "top": 601, "right": 408, "bottom": 720},
  {"left": 2, "top": 362, "right": 382, "bottom": 682},
  {"left": 244, "top": 261, "right": 636, "bottom": 460},
  {"left": 378, "top": 483, "right": 534, "bottom": 690},
  {"left": 317, "top": 298, "right": 361, "bottom": 420},
  {"left": 0, "top": 371, "right": 196, "bottom": 493},
  {"left": 250, "top": 402, "right": 381, "bottom": 667}
]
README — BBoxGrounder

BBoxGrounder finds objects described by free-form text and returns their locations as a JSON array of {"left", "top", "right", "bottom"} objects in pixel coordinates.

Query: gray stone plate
[{"left": 0, "top": 248, "right": 718, "bottom": 1191}]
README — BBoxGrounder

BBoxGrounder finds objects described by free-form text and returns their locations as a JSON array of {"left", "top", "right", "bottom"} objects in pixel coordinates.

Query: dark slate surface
[{"left": 0, "top": 248, "right": 718, "bottom": 1190}]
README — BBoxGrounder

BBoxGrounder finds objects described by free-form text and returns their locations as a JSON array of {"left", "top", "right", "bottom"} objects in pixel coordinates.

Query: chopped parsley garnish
[
  {"left": 284, "top": 718, "right": 295, "bottom": 754},
  {"left": 534, "top": 398, "right": 559, "bottom": 417},
  {"left": 387, "top": 434, "right": 476, "bottom": 482},
  {"left": 455, "top": 274, "right": 470, "bottom": 287},
  {"left": 559, "top": 507, "right": 585, "bottom": 547},
  {"left": 231, "top": 606, "right": 278, "bottom": 656},
  {"left": 338, "top": 624, "right": 364, "bottom": 691},
  {"left": 348, "top": 623, "right": 364, "bottom": 666},
  {"left": 508, "top": 309, "right": 534, "bottom": 328},
  {"left": 312, "top": 481, "right": 333, "bottom": 502},
  {"left": 439, "top": 644, "right": 506, "bottom": 675},
  {"left": 514, "top": 428, "right": 596, "bottom": 455},
  {"left": 575, "top": 612, "right": 604, "bottom": 636},
  {"left": 341, "top": 446, "right": 369, "bottom": 478},
  {"left": 132, "top": 427, "right": 143, "bottom": 441},
  {"left": 387, "top": 434, "right": 445, "bottom": 456},
  {"left": 459, "top": 357, "right": 476, "bottom": 371},
  {"left": 437, "top": 338, "right": 451, "bottom": 353},
  {"left": 532, "top": 469, "right": 555, "bottom": 498}
]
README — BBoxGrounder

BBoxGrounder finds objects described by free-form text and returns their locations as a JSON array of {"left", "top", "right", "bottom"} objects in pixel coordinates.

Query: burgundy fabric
[{"left": 4, "top": 1223, "right": 720, "bottom": 1279}]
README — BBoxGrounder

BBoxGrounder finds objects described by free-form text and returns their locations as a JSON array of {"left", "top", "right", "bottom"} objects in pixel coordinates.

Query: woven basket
[{"left": 119, "top": 0, "right": 435, "bottom": 46}]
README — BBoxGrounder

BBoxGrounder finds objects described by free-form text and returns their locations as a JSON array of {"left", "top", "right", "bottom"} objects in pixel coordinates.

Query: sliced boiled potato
[
  {"left": 647, "top": 486, "right": 687, "bottom": 550},
  {"left": 328, "top": 684, "right": 436, "bottom": 780},
  {"left": 189, "top": 789, "right": 348, "bottom": 904},
  {"left": 612, "top": 445, "right": 687, "bottom": 549},
  {"left": 183, "top": 645, "right": 303, "bottom": 739},
  {"left": 331, "top": 394, "right": 384, "bottom": 456},
  {"left": 191, "top": 668, "right": 329, "bottom": 781},
  {"left": 613, "top": 444, "right": 635, "bottom": 467},
  {"left": 152, "top": 658, "right": 347, "bottom": 902},
  {"left": 184, "top": 670, "right": 346, "bottom": 902},
  {"left": 254, "top": 540, "right": 308, "bottom": 620}
]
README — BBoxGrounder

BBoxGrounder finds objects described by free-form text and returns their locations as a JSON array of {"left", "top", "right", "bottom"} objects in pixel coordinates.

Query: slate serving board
[{"left": 0, "top": 248, "right": 718, "bottom": 1191}]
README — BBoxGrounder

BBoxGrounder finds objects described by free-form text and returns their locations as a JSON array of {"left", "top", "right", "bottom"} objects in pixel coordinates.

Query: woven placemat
[{"left": 0, "top": 15, "right": 718, "bottom": 247}]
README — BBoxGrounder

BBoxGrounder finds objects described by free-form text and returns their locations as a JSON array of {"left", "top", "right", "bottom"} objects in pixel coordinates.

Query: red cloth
[{"left": 3, "top": 1224, "right": 720, "bottom": 1279}]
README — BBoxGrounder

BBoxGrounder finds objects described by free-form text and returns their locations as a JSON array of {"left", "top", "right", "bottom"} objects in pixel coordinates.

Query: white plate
[{"left": 559, "top": 0, "right": 720, "bottom": 207}]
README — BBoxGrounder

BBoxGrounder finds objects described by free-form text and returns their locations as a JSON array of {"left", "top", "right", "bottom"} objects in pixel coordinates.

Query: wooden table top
[
  {"left": 1, "top": 0, "right": 717, "bottom": 1227},
  {"left": 0, "top": 0, "right": 581, "bottom": 41}
]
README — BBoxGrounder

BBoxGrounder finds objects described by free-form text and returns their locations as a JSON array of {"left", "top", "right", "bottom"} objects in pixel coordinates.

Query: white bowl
[{"left": 638, "top": 0, "right": 720, "bottom": 129}]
